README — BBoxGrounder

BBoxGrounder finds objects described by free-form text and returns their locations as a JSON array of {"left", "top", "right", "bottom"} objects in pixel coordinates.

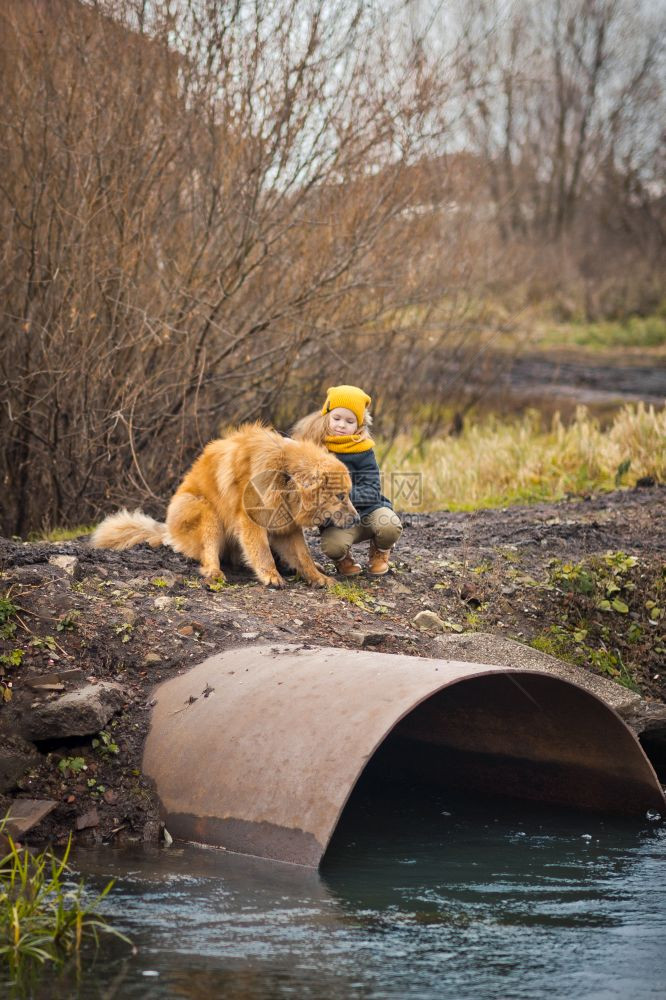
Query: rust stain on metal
[{"left": 142, "top": 644, "right": 665, "bottom": 867}]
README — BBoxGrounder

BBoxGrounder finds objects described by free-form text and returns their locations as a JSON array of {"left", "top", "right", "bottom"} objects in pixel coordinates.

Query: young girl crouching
[{"left": 292, "top": 385, "right": 402, "bottom": 576}]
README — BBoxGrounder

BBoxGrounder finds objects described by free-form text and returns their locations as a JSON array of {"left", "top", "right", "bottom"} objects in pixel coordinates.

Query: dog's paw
[
  {"left": 316, "top": 574, "right": 336, "bottom": 588},
  {"left": 201, "top": 567, "right": 226, "bottom": 586},
  {"left": 264, "top": 572, "right": 286, "bottom": 589}
]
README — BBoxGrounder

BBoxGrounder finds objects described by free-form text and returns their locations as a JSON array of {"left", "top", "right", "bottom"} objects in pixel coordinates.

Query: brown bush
[{"left": 0, "top": 0, "right": 485, "bottom": 535}]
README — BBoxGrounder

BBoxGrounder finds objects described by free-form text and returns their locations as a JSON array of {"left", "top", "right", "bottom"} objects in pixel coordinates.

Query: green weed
[
  {"left": 0, "top": 825, "right": 130, "bottom": 972},
  {"left": 0, "top": 595, "right": 19, "bottom": 640},
  {"left": 529, "top": 627, "right": 577, "bottom": 663},
  {"left": 57, "top": 757, "right": 87, "bottom": 778},
  {"left": 328, "top": 581, "right": 372, "bottom": 609},
  {"left": 0, "top": 649, "right": 24, "bottom": 670},
  {"left": 529, "top": 625, "right": 640, "bottom": 690},
  {"left": 549, "top": 551, "right": 638, "bottom": 610},
  {"left": 28, "top": 635, "right": 57, "bottom": 653},
  {"left": 92, "top": 732, "right": 119, "bottom": 757},
  {"left": 56, "top": 611, "right": 80, "bottom": 633},
  {"left": 586, "top": 647, "right": 640, "bottom": 691},
  {"left": 495, "top": 547, "right": 522, "bottom": 565},
  {"left": 113, "top": 623, "right": 133, "bottom": 643}
]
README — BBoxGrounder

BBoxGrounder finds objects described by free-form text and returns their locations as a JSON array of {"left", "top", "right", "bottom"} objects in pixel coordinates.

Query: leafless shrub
[{"left": 0, "top": 0, "right": 482, "bottom": 534}]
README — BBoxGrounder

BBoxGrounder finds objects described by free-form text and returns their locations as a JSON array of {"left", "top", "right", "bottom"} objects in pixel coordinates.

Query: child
[{"left": 292, "top": 385, "right": 402, "bottom": 576}]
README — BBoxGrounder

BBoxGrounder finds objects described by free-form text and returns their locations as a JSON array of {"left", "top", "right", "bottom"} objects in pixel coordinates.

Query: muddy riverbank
[{"left": 1, "top": 483, "right": 665, "bottom": 847}]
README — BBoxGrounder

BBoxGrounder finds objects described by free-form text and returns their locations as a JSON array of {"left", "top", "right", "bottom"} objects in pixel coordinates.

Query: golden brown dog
[{"left": 90, "top": 424, "right": 358, "bottom": 587}]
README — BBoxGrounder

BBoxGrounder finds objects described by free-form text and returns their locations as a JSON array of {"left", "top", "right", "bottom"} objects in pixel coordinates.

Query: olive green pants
[{"left": 319, "top": 506, "right": 402, "bottom": 561}]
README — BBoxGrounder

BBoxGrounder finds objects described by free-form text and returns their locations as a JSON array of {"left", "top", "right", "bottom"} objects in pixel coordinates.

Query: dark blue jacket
[{"left": 332, "top": 448, "right": 392, "bottom": 518}]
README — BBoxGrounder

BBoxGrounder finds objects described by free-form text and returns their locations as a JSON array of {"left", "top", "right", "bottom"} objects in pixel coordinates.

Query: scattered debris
[{"left": 5, "top": 799, "right": 58, "bottom": 838}]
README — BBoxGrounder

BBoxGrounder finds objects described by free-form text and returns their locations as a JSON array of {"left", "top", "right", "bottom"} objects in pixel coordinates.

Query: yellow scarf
[{"left": 324, "top": 434, "right": 375, "bottom": 454}]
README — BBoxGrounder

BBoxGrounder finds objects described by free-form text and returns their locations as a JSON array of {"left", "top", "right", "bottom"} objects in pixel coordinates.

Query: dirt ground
[{"left": 1, "top": 482, "right": 664, "bottom": 846}]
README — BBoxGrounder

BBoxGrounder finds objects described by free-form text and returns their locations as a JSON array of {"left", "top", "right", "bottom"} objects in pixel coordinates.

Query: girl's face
[{"left": 328, "top": 406, "right": 359, "bottom": 436}]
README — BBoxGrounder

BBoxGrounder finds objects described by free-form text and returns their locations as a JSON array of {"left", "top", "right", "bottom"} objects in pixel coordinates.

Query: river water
[{"left": 7, "top": 786, "right": 666, "bottom": 1000}]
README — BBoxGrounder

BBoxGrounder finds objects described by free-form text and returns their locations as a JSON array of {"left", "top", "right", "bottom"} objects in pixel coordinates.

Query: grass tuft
[
  {"left": 26, "top": 525, "right": 96, "bottom": 543},
  {"left": 328, "top": 580, "right": 372, "bottom": 608},
  {"left": 0, "top": 824, "right": 130, "bottom": 977}
]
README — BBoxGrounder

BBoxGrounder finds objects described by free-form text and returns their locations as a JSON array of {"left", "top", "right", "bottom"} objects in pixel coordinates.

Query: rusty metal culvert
[{"left": 142, "top": 644, "right": 665, "bottom": 867}]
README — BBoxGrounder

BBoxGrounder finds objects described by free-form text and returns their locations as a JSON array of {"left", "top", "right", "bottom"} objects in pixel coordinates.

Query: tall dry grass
[{"left": 383, "top": 404, "right": 666, "bottom": 511}]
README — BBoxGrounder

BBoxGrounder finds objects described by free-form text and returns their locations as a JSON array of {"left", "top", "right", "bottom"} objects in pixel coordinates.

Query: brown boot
[
  {"left": 368, "top": 539, "right": 392, "bottom": 575},
  {"left": 334, "top": 548, "right": 362, "bottom": 576}
]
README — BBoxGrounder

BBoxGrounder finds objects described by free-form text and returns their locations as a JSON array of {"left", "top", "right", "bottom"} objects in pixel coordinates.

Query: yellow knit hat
[{"left": 321, "top": 385, "right": 371, "bottom": 427}]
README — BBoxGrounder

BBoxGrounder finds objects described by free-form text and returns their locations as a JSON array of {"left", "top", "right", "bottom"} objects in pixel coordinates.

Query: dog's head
[{"left": 286, "top": 445, "right": 358, "bottom": 530}]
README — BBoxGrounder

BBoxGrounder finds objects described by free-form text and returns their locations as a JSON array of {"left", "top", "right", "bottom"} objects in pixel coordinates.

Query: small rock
[
  {"left": 75, "top": 807, "right": 99, "bottom": 831},
  {"left": 103, "top": 789, "right": 118, "bottom": 805},
  {"left": 349, "top": 631, "right": 389, "bottom": 648},
  {"left": 5, "top": 799, "right": 58, "bottom": 837},
  {"left": 20, "top": 682, "right": 125, "bottom": 740},
  {"left": 241, "top": 632, "right": 260, "bottom": 640},
  {"left": 26, "top": 673, "right": 65, "bottom": 692},
  {"left": 143, "top": 653, "right": 162, "bottom": 665},
  {"left": 178, "top": 624, "right": 194, "bottom": 637},
  {"left": 48, "top": 555, "right": 81, "bottom": 579},
  {"left": 59, "top": 668, "right": 85, "bottom": 683},
  {"left": 412, "top": 610, "right": 447, "bottom": 633},
  {"left": 28, "top": 667, "right": 85, "bottom": 687},
  {"left": 154, "top": 596, "right": 174, "bottom": 611}
]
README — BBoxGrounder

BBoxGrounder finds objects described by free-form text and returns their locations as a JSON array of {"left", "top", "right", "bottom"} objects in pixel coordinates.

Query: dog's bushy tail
[{"left": 90, "top": 509, "right": 166, "bottom": 550}]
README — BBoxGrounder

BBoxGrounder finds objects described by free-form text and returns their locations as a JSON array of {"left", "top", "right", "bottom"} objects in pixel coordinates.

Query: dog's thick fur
[{"left": 91, "top": 424, "right": 358, "bottom": 587}]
